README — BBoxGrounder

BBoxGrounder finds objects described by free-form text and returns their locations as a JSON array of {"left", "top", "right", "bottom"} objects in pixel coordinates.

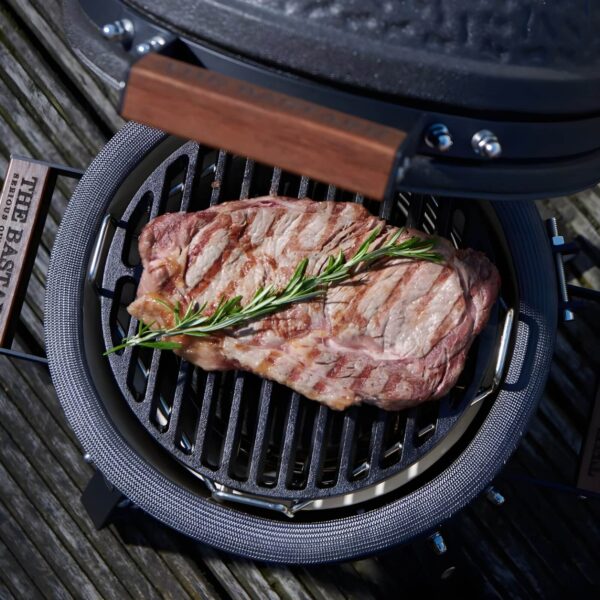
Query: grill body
[{"left": 46, "top": 123, "right": 557, "bottom": 562}]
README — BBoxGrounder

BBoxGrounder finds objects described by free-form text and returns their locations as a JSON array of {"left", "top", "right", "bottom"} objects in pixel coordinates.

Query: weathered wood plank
[
  {"left": 0, "top": 4, "right": 108, "bottom": 154},
  {"left": 0, "top": 485, "right": 80, "bottom": 600},
  {"left": 119, "top": 518, "right": 223, "bottom": 600},
  {"left": 4, "top": 0, "right": 122, "bottom": 131},
  {"left": 0, "top": 578, "right": 16, "bottom": 600},
  {"left": 0, "top": 537, "right": 44, "bottom": 600},
  {"left": 457, "top": 513, "right": 533, "bottom": 600},
  {"left": 0, "top": 422, "right": 131, "bottom": 600},
  {"left": 0, "top": 357, "right": 184, "bottom": 600},
  {"left": 264, "top": 567, "right": 314, "bottom": 600}
]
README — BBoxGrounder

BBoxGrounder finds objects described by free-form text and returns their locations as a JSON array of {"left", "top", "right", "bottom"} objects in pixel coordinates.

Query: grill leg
[{"left": 81, "top": 470, "right": 126, "bottom": 529}]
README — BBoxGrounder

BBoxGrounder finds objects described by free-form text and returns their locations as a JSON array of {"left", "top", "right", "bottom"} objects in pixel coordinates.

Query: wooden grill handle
[{"left": 121, "top": 54, "right": 408, "bottom": 200}]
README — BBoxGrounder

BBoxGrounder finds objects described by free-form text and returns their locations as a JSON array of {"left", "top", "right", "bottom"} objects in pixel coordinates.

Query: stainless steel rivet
[
  {"left": 425, "top": 123, "right": 453, "bottom": 152},
  {"left": 472, "top": 130, "right": 502, "bottom": 158},
  {"left": 83, "top": 452, "right": 93, "bottom": 464},
  {"left": 101, "top": 19, "right": 134, "bottom": 43}
]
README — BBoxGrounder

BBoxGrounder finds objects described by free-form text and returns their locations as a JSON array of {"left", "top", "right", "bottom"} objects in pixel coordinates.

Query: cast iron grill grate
[{"left": 99, "top": 141, "right": 501, "bottom": 504}]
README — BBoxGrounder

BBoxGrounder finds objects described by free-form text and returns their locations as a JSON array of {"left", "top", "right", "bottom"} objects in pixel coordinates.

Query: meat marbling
[{"left": 128, "top": 197, "right": 500, "bottom": 410}]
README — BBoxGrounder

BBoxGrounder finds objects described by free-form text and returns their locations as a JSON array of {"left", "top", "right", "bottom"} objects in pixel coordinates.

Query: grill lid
[{"left": 121, "top": 0, "right": 600, "bottom": 115}]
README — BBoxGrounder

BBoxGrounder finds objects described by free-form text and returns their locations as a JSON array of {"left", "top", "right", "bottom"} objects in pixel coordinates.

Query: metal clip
[{"left": 471, "top": 307, "right": 514, "bottom": 405}]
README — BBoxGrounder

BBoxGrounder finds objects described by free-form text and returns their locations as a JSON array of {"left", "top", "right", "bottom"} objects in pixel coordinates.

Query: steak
[{"left": 128, "top": 197, "right": 500, "bottom": 411}]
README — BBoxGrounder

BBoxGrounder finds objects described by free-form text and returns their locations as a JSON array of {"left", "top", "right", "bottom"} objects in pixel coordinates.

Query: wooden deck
[{"left": 0, "top": 1, "right": 599, "bottom": 597}]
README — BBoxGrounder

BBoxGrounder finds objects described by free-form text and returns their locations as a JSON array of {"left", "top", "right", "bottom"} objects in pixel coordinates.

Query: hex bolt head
[
  {"left": 135, "top": 42, "right": 152, "bottom": 56},
  {"left": 135, "top": 36, "right": 167, "bottom": 56},
  {"left": 425, "top": 123, "right": 453, "bottom": 152},
  {"left": 101, "top": 19, "right": 134, "bottom": 43},
  {"left": 472, "top": 130, "right": 502, "bottom": 158}
]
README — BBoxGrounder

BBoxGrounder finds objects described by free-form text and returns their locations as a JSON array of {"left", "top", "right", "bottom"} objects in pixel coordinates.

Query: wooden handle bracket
[
  {"left": 121, "top": 54, "right": 415, "bottom": 201},
  {"left": 0, "top": 156, "right": 83, "bottom": 362}
]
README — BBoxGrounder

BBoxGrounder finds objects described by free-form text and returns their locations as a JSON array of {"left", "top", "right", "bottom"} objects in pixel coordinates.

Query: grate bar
[
  {"left": 379, "top": 190, "right": 395, "bottom": 220},
  {"left": 210, "top": 151, "right": 228, "bottom": 205},
  {"left": 240, "top": 159, "right": 255, "bottom": 199},
  {"left": 248, "top": 380, "right": 274, "bottom": 483},
  {"left": 178, "top": 143, "right": 200, "bottom": 212},
  {"left": 220, "top": 372, "right": 246, "bottom": 477},
  {"left": 298, "top": 176, "right": 309, "bottom": 198},
  {"left": 405, "top": 194, "right": 425, "bottom": 229},
  {"left": 326, "top": 185, "right": 337, "bottom": 201},
  {"left": 400, "top": 408, "right": 418, "bottom": 463},
  {"left": 269, "top": 167, "right": 282, "bottom": 196},
  {"left": 306, "top": 404, "right": 329, "bottom": 488},
  {"left": 277, "top": 392, "right": 302, "bottom": 489},
  {"left": 367, "top": 410, "right": 388, "bottom": 475},
  {"left": 142, "top": 349, "right": 162, "bottom": 423},
  {"left": 193, "top": 372, "right": 219, "bottom": 466},
  {"left": 168, "top": 360, "right": 193, "bottom": 446},
  {"left": 338, "top": 407, "right": 358, "bottom": 482}
]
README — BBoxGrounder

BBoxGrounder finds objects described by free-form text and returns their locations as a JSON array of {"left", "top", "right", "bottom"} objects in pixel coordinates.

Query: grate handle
[{"left": 121, "top": 54, "right": 410, "bottom": 201}]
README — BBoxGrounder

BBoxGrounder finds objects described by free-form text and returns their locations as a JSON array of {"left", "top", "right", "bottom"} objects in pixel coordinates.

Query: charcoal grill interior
[{"left": 94, "top": 140, "right": 514, "bottom": 514}]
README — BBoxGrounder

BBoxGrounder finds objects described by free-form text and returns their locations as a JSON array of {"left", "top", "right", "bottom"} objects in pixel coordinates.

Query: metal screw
[
  {"left": 135, "top": 35, "right": 167, "bottom": 56},
  {"left": 101, "top": 19, "right": 134, "bottom": 43},
  {"left": 485, "top": 486, "right": 505, "bottom": 505},
  {"left": 425, "top": 123, "right": 453, "bottom": 152},
  {"left": 472, "top": 130, "right": 502, "bottom": 158},
  {"left": 83, "top": 452, "right": 93, "bottom": 464},
  {"left": 429, "top": 531, "right": 447, "bottom": 555}
]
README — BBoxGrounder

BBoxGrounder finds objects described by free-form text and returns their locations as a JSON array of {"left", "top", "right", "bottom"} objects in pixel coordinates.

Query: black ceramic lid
[{"left": 123, "top": 0, "right": 600, "bottom": 116}]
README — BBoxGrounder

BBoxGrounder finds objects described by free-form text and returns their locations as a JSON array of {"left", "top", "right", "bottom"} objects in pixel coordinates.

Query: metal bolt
[
  {"left": 429, "top": 531, "right": 447, "bottom": 555},
  {"left": 101, "top": 19, "right": 134, "bottom": 43},
  {"left": 485, "top": 486, "right": 505, "bottom": 505},
  {"left": 425, "top": 123, "right": 453, "bottom": 152},
  {"left": 83, "top": 452, "right": 93, "bottom": 464},
  {"left": 135, "top": 35, "right": 167, "bottom": 56},
  {"left": 546, "top": 217, "right": 575, "bottom": 322},
  {"left": 472, "top": 130, "right": 502, "bottom": 158}
]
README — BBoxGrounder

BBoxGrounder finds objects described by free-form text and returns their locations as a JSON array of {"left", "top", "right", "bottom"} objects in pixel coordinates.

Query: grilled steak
[{"left": 128, "top": 197, "right": 500, "bottom": 410}]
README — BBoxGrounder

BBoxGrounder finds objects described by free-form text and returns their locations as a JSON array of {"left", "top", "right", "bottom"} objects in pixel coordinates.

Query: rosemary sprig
[{"left": 105, "top": 226, "right": 442, "bottom": 355}]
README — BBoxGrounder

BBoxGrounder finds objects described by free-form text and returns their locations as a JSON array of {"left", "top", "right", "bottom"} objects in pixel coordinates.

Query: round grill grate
[{"left": 99, "top": 140, "right": 507, "bottom": 508}]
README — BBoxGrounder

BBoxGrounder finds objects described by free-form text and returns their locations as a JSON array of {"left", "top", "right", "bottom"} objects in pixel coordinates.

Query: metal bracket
[
  {"left": 81, "top": 469, "right": 126, "bottom": 529},
  {"left": 0, "top": 156, "right": 83, "bottom": 365},
  {"left": 546, "top": 217, "right": 600, "bottom": 320}
]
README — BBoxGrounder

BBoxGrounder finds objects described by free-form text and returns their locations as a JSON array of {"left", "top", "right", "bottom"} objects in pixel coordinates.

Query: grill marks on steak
[{"left": 128, "top": 197, "right": 501, "bottom": 410}]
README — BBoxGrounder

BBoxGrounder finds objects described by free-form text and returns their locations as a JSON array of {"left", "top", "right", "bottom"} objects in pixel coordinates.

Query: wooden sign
[
  {"left": 578, "top": 384, "right": 600, "bottom": 494},
  {"left": 0, "top": 157, "right": 52, "bottom": 347},
  {"left": 122, "top": 54, "right": 407, "bottom": 201}
]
